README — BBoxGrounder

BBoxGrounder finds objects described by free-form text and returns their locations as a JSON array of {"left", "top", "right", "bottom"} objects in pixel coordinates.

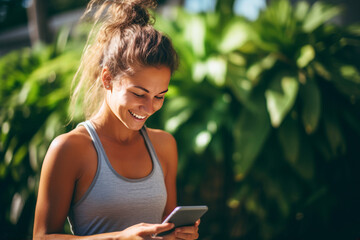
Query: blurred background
[{"left": 0, "top": 0, "right": 360, "bottom": 239}]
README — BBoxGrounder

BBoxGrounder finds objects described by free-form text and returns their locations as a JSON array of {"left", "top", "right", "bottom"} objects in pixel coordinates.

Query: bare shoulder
[
  {"left": 42, "top": 125, "right": 94, "bottom": 177},
  {"left": 146, "top": 128, "right": 177, "bottom": 152},
  {"left": 145, "top": 128, "right": 178, "bottom": 175},
  {"left": 48, "top": 126, "right": 92, "bottom": 158},
  {"left": 146, "top": 128, "right": 176, "bottom": 144}
]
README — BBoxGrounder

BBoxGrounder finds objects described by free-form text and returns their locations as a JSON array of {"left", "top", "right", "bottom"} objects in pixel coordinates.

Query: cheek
[
  {"left": 153, "top": 100, "right": 164, "bottom": 112},
  {"left": 108, "top": 92, "right": 130, "bottom": 111}
]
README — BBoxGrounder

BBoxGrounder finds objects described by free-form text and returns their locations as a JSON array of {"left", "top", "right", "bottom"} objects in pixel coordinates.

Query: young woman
[{"left": 32, "top": 0, "right": 200, "bottom": 239}]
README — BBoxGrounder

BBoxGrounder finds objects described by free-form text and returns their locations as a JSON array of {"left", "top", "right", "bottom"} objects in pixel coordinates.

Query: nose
[
  {"left": 141, "top": 97, "right": 163, "bottom": 115},
  {"left": 141, "top": 98, "right": 155, "bottom": 115}
]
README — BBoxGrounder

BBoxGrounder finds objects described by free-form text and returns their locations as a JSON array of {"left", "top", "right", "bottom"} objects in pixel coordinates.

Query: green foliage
[
  {"left": 154, "top": 0, "right": 360, "bottom": 239},
  {"left": 0, "top": 26, "right": 85, "bottom": 239},
  {"left": 0, "top": 0, "right": 359, "bottom": 239}
]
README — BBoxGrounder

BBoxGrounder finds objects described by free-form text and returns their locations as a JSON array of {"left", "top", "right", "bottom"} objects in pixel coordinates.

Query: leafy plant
[
  {"left": 0, "top": 25, "right": 86, "bottom": 239},
  {"left": 153, "top": 0, "right": 360, "bottom": 239}
]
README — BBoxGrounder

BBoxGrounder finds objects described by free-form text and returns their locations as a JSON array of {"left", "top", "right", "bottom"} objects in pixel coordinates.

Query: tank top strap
[
  {"left": 140, "top": 126, "right": 164, "bottom": 175},
  {"left": 77, "top": 120, "right": 106, "bottom": 162}
]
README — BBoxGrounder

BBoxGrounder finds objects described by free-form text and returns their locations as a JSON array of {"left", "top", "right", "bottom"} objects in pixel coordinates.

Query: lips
[{"left": 129, "top": 110, "right": 146, "bottom": 120}]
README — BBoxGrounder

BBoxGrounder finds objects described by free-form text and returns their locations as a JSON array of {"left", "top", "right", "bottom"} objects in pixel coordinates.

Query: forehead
[{"left": 120, "top": 66, "right": 171, "bottom": 90}]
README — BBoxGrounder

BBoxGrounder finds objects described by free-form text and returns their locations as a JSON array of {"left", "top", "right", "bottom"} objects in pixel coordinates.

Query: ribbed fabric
[{"left": 67, "top": 120, "right": 167, "bottom": 236}]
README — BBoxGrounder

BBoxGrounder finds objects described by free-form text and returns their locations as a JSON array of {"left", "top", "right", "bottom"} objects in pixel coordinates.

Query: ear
[{"left": 101, "top": 67, "right": 112, "bottom": 90}]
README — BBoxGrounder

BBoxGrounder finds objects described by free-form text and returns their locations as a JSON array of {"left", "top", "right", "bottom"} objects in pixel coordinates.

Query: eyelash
[
  {"left": 132, "top": 92, "right": 164, "bottom": 100},
  {"left": 132, "top": 92, "right": 144, "bottom": 98}
]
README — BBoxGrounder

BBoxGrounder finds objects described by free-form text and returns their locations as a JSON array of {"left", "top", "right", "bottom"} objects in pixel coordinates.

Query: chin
[
  {"left": 123, "top": 112, "right": 148, "bottom": 130},
  {"left": 117, "top": 113, "right": 146, "bottom": 131}
]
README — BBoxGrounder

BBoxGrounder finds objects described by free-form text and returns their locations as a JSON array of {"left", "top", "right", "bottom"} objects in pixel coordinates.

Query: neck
[{"left": 90, "top": 102, "right": 141, "bottom": 144}]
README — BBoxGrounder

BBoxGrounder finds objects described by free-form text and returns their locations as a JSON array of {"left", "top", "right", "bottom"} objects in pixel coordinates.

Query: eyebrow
[{"left": 134, "top": 86, "right": 168, "bottom": 94}]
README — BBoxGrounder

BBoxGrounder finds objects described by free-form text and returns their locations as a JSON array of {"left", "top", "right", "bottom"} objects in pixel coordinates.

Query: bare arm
[
  {"left": 147, "top": 129, "right": 178, "bottom": 220},
  {"left": 149, "top": 129, "right": 200, "bottom": 240},
  {"left": 33, "top": 133, "right": 82, "bottom": 238},
  {"left": 161, "top": 133, "right": 178, "bottom": 219}
]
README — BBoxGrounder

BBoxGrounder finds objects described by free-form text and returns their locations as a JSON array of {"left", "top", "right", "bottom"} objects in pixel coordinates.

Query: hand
[
  {"left": 119, "top": 222, "right": 175, "bottom": 240},
  {"left": 161, "top": 219, "right": 200, "bottom": 240}
]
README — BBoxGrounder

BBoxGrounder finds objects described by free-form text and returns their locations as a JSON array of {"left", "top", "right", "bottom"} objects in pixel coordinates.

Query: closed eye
[
  {"left": 132, "top": 92, "right": 164, "bottom": 100},
  {"left": 132, "top": 92, "right": 144, "bottom": 98}
]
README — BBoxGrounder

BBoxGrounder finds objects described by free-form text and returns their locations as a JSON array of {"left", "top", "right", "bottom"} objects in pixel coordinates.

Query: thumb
[
  {"left": 140, "top": 222, "right": 174, "bottom": 235},
  {"left": 195, "top": 219, "right": 201, "bottom": 227}
]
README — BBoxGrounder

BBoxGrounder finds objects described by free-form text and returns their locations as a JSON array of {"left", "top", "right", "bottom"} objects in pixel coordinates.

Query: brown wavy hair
[{"left": 70, "top": 0, "right": 179, "bottom": 120}]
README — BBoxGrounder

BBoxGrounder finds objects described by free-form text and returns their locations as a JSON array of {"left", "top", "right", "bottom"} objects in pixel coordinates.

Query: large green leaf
[
  {"left": 297, "top": 45, "right": 315, "bottom": 68},
  {"left": 206, "top": 56, "right": 227, "bottom": 86},
  {"left": 226, "top": 58, "right": 255, "bottom": 109},
  {"left": 339, "top": 64, "right": 360, "bottom": 84},
  {"left": 184, "top": 15, "right": 206, "bottom": 58},
  {"left": 192, "top": 56, "right": 227, "bottom": 86},
  {"left": 323, "top": 111, "right": 346, "bottom": 156},
  {"left": 233, "top": 96, "right": 271, "bottom": 175},
  {"left": 302, "top": 2, "right": 342, "bottom": 33},
  {"left": 294, "top": 1, "right": 310, "bottom": 22},
  {"left": 246, "top": 54, "right": 277, "bottom": 83},
  {"left": 278, "top": 117, "right": 300, "bottom": 164},
  {"left": 265, "top": 74, "right": 299, "bottom": 127},
  {"left": 163, "top": 96, "right": 196, "bottom": 133},
  {"left": 269, "top": 0, "right": 292, "bottom": 26},
  {"left": 218, "top": 20, "right": 250, "bottom": 53},
  {"left": 313, "top": 61, "right": 331, "bottom": 80},
  {"left": 293, "top": 140, "right": 315, "bottom": 180},
  {"left": 300, "top": 78, "right": 321, "bottom": 134}
]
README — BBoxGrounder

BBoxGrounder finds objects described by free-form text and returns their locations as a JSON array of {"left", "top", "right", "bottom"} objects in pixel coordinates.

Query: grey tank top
[{"left": 67, "top": 120, "right": 167, "bottom": 236}]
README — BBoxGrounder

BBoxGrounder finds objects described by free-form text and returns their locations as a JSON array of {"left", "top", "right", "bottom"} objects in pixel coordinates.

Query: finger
[
  {"left": 175, "top": 231, "right": 199, "bottom": 240},
  {"left": 195, "top": 219, "right": 201, "bottom": 227},
  {"left": 175, "top": 225, "right": 198, "bottom": 234},
  {"left": 140, "top": 223, "right": 174, "bottom": 235},
  {"left": 150, "top": 236, "right": 167, "bottom": 240}
]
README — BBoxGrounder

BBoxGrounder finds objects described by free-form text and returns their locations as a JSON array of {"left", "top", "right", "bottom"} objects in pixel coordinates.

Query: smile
[{"left": 129, "top": 110, "right": 146, "bottom": 120}]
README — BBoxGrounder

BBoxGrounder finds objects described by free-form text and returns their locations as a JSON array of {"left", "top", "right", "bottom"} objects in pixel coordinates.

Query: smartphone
[{"left": 157, "top": 205, "right": 208, "bottom": 236}]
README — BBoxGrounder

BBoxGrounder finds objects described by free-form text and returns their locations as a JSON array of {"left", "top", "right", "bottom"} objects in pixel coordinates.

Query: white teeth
[{"left": 129, "top": 110, "right": 146, "bottom": 120}]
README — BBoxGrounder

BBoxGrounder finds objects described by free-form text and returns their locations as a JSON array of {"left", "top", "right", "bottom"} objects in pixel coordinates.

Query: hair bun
[
  {"left": 120, "top": 1, "right": 154, "bottom": 26},
  {"left": 84, "top": 0, "right": 157, "bottom": 28}
]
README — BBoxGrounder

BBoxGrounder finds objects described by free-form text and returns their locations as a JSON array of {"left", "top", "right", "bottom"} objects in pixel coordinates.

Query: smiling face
[{"left": 104, "top": 66, "right": 171, "bottom": 130}]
